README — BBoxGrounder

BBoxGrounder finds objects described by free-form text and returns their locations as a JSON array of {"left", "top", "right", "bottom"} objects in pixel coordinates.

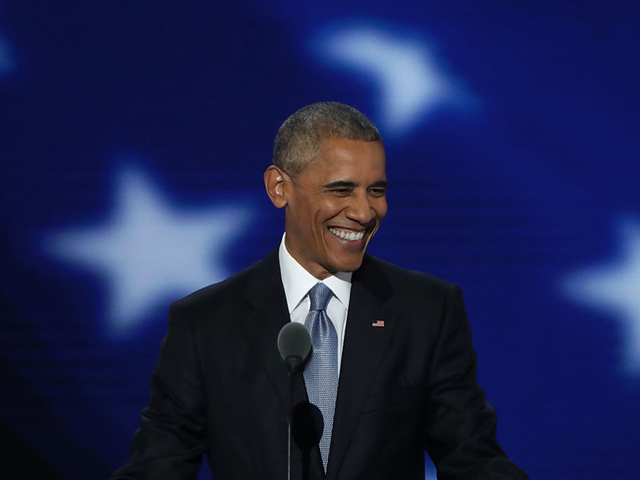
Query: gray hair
[{"left": 273, "top": 102, "right": 382, "bottom": 177}]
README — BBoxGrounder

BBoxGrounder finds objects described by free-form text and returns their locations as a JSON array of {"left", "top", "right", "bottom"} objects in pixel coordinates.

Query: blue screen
[{"left": 1, "top": 1, "right": 639, "bottom": 478}]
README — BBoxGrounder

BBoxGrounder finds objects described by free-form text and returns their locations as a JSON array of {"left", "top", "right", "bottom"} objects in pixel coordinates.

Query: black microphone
[
  {"left": 278, "top": 322, "right": 313, "bottom": 480},
  {"left": 277, "top": 322, "right": 313, "bottom": 375}
]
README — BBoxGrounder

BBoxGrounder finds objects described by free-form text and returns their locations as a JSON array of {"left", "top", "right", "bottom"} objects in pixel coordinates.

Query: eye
[
  {"left": 332, "top": 188, "right": 352, "bottom": 196},
  {"left": 368, "top": 188, "right": 387, "bottom": 198}
]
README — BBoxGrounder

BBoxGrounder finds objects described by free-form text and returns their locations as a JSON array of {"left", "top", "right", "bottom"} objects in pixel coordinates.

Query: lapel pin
[{"left": 372, "top": 320, "right": 385, "bottom": 327}]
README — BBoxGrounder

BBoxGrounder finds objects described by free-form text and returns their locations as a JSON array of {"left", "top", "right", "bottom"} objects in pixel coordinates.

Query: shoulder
[
  {"left": 170, "top": 249, "right": 279, "bottom": 316},
  {"left": 357, "top": 255, "right": 467, "bottom": 320},
  {"left": 360, "top": 254, "right": 459, "bottom": 297}
]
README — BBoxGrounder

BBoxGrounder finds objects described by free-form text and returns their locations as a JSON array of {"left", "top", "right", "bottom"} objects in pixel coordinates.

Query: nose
[{"left": 346, "top": 191, "right": 376, "bottom": 226}]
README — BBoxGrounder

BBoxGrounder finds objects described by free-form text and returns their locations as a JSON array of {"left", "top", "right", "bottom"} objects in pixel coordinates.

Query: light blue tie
[{"left": 303, "top": 282, "right": 338, "bottom": 471}]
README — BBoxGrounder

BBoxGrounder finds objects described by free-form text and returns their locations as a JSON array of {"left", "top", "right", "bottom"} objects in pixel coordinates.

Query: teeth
[{"left": 329, "top": 228, "right": 364, "bottom": 241}]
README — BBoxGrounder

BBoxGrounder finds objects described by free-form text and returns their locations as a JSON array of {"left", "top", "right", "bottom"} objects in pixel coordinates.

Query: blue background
[{"left": 1, "top": 1, "right": 639, "bottom": 478}]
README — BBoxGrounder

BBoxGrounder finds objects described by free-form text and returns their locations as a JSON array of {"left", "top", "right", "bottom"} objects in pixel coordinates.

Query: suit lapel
[
  {"left": 238, "top": 249, "right": 325, "bottom": 479},
  {"left": 239, "top": 249, "right": 297, "bottom": 414},
  {"left": 326, "top": 256, "right": 398, "bottom": 480}
]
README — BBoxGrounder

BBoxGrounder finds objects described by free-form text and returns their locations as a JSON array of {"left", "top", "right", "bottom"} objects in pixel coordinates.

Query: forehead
[{"left": 304, "top": 137, "right": 386, "bottom": 180}]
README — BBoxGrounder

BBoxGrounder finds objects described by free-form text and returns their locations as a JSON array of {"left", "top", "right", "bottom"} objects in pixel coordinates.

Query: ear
[{"left": 264, "top": 165, "right": 288, "bottom": 208}]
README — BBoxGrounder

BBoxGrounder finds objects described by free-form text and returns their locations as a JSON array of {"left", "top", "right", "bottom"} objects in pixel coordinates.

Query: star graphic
[
  {"left": 561, "top": 215, "right": 640, "bottom": 375},
  {"left": 45, "top": 165, "right": 253, "bottom": 338},
  {"left": 312, "top": 23, "right": 472, "bottom": 136}
]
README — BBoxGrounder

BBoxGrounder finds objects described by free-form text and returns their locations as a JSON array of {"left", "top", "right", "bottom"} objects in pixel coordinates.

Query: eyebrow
[
  {"left": 324, "top": 180, "right": 356, "bottom": 189},
  {"left": 323, "top": 179, "right": 389, "bottom": 189}
]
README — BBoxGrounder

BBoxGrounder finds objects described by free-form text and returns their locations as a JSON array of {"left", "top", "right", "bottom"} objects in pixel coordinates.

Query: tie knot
[{"left": 308, "top": 282, "right": 333, "bottom": 312}]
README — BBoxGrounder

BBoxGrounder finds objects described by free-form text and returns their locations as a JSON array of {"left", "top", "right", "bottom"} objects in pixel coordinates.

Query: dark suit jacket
[{"left": 112, "top": 249, "right": 527, "bottom": 480}]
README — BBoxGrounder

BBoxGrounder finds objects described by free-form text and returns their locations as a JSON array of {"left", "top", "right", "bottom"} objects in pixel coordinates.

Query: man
[{"left": 113, "top": 102, "right": 527, "bottom": 479}]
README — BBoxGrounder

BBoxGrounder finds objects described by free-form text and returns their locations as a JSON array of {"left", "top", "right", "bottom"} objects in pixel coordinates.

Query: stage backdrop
[{"left": 1, "top": 1, "right": 639, "bottom": 479}]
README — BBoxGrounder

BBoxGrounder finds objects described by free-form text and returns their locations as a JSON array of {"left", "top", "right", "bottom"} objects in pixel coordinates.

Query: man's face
[{"left": 282, "top": 137, "right": 388, "bottom": 279}]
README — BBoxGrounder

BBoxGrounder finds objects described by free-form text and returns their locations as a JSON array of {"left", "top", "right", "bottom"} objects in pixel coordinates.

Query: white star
[
  {"left": 313, "top": 23, "right": 471, "bottom": 136},
  {"left": 45, "top": 165, "right": 253, "bottom": 338},
  {"left": 562, "top": 215, "right": 640, "bottom": 375}
]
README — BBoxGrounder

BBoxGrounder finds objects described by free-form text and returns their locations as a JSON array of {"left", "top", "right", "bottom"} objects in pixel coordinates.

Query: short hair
[{"left": 273, "top": 102, "right": 382, "bottom": 177}]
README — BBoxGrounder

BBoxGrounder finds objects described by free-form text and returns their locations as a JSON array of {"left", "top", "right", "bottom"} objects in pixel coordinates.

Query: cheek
[
  {"left": 314, "top": 200, "right": 343, "bottom": 226},
  {"left": 375, "top": 200, "right": 388, "bottom": 219}
]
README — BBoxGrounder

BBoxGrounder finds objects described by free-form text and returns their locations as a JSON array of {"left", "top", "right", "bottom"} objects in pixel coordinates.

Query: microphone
[
  {"left": 277, "top": 322, "right": 313, "bottom": 375},
  {"left": 278, "top": 322, "right": 313, "bottom": 480}
]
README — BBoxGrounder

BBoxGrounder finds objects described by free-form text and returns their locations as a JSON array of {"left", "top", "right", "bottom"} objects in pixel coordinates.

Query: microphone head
[{"left": 277, "top": 322, "right": 313, "bottom": 375}]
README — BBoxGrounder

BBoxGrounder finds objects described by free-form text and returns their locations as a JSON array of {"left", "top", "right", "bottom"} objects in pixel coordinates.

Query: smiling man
[
  {"left": 265, "top": 135, "right": 388, "bottom": 279},
  {"left": 113, "top": 102, "right": 527, "bottom": 480}
]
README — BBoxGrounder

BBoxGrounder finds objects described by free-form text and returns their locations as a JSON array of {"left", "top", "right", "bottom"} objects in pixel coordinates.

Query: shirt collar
[{"left": 279, "top": 233, "right": 352, "bottom": 314}]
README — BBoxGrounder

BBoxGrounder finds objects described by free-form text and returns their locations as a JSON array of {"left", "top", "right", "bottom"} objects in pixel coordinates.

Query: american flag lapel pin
[{"left": 372, "top": 320, "right": 385, "bottom": 327}]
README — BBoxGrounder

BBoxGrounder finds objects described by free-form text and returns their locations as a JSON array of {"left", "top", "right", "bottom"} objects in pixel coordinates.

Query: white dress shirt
[{"left": 278, "top": 234, "right": 352, "bottom": 372}]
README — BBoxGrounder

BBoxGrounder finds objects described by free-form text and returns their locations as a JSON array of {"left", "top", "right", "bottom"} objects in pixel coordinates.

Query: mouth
[{"left": 328, "top": 227, "right": 366, "bottom": 242}]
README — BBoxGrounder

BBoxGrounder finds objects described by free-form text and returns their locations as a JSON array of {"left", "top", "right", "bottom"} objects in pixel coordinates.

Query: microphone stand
[
  {"left": 285, "top": 356, "right": 303, "bottom": 480},
  {"left": 277, "top": 322, "right": 312, "bottom": 480},
  {"left": 288, "top": 373, "right": 294, "bottom": 480}
]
